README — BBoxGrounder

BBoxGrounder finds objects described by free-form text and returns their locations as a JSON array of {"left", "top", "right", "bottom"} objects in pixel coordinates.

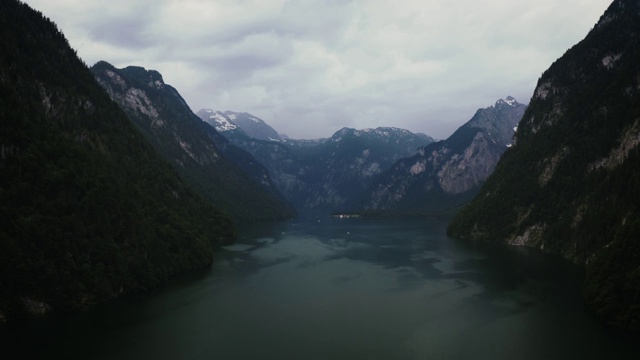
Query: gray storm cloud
[{"left": 24, "top": 0, "right": 610, "bottom": 139}]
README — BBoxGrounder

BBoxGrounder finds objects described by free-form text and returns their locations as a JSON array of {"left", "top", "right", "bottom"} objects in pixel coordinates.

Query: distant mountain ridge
[
  {"left": 196, "top": 110, "right": 435, "bottom": 213},
  {"left": 304, "top": 126, "right": 436, "bottom": 212},
  {"left": 196, "top": 100, "right": 525, "bottom": 215},
  {"left": 197, "top": 109, "right": 283, "bottom": 141},
  {"left": 360, "top": 97, "right": 526, "bottom": 212}
]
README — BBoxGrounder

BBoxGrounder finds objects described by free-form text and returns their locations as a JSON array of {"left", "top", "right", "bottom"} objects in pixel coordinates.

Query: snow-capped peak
[
  {"left": 495, "top": 96, "right": 518, "bottom": 107},
  {"left": 208, "top": 112, "right": 237, "bottom": 131}
]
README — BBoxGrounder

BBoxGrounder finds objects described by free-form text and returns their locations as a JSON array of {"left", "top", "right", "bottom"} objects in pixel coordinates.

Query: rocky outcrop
[{"left": 362, "top": 97, "right": 526, "bottom": 212}]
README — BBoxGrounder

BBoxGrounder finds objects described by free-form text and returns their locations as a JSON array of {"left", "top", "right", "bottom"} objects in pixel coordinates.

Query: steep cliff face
[
  {"left": 362, "top": 97, "right": 526, "bottom": 212},
  {"left": 448, "top": 0, "right": 640, "bottom": 330},
  {"left": 92, "top": 62, "right": 294, "bottom": 221}
]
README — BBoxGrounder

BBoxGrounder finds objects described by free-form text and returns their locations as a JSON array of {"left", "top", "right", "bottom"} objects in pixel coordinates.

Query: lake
[{"left": 1, "top": 216, "right": 639, "bottom": 359}]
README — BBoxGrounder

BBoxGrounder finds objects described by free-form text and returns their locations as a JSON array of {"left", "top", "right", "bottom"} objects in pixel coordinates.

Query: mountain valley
[
  {"left": 199, "top": 99, "right": 525, "bottom": 215},
  {"left": 2, "top": 0, "right": 639, "bottom": 337}
]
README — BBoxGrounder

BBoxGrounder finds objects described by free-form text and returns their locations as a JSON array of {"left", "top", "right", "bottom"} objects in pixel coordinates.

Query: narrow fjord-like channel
[{"left": 2, "top": 217, "right": 639, "bottom": 359}]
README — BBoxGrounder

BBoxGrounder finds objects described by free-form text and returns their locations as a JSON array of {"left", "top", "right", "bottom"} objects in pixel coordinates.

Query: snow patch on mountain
[{"left": 208, "top": 112, "right": 237, "bottom": 131}]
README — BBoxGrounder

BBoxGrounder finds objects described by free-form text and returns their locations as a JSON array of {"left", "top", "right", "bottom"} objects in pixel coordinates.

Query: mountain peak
[
  {"left": 197, "top": 110, "right": 281, "bottom": 141},
  {"left": 97, "top": 65, "right": 166, "bottom": 90},
  {"left": 496, "top": 96, "right": 518, "bottom": 107},
  {"left": 196, "top": 109, "right": 238, "bottom": 132}
]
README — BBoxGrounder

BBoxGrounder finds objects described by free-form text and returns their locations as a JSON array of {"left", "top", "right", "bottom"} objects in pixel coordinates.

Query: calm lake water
[{"left": 2, "top": 216, "right": 639, "bottom": 359}]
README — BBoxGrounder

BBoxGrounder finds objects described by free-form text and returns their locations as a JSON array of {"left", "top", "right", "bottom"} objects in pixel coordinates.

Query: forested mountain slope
[
  {"left": 0, "top": 0, "right": 234, "bottom": 319},
  {"left": 91, "top": 62, "right": 294, "bottom": 221},
  {"left": 448, "top": 0, "right": 640, "bottom": 331}
]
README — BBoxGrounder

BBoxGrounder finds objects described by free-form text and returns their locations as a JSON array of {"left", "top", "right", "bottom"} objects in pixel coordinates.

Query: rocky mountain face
[
  {"left": 448, "top": 0, "right": 640, "bottom": 331},
  {"left": 196, "top": 110, "right": 435, "bottom": 213},
  {"left": 301, "top": 127, "right": 436, "bottom": 212},
  {"left": 197, "top": 109, "right": 283, "bottom": 141},
  {"left": 92, "top": 63, "right": 294, "bottom": 221},
  {"left": 0, "top": 0, "right": 235, "bottom": 319},
  {"left": 210, "top": 131, "right": 311, "bottom": 209},
  {"left": 362, "top": 97, "right": 526, "bottom": 212}
]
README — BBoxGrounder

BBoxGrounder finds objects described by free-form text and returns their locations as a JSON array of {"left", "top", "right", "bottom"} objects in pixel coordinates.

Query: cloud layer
[{"left": 25, "top": 0, "right": 610, "bottom": 139}]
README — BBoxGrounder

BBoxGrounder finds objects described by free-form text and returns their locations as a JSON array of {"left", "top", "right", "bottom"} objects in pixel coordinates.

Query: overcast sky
[{"left": 24, "top": 0, "right": 610, "bottom": 139}]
